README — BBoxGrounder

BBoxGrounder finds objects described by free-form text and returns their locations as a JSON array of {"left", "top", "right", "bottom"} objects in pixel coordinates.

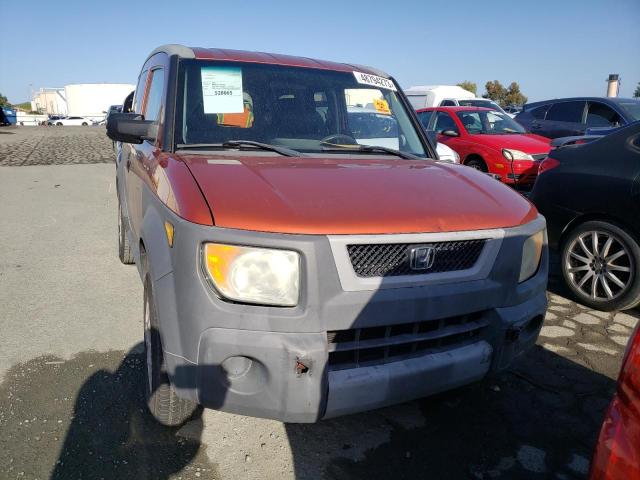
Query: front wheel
[
  {"left": 56, "top": 122, "right": 63, "bottom": 126},
  {"left": 81, "top": 122, "right": 88, "bottom": 126},
  {"left": 561, "top": 220, "right": 640, "bottom": 311},
  {"left": 143, "top": 273, "right": 198, "bottom": 426},
  {"left": 465, "top": 157, "right": 488, "bottom": 172}
]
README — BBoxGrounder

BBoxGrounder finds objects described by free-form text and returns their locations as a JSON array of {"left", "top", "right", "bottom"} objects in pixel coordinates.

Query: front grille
[
  {"left": 531, "top": 153, "right": 547, "bottom": 161},
  {"left": 327, "top": 312, "right": 488, "bottom": 370},
  {"left": 347, "top": 240, "right": 486, "bottom": 277}
]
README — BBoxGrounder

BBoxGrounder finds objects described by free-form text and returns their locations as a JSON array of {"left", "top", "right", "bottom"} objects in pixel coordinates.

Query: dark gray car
[{"left": 515, "top": 97, "right": 640, "bottom": 139}]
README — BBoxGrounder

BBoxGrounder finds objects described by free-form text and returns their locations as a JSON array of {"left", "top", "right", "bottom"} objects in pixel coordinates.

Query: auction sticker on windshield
[
  {"left": 353, "top": 71, "right": 397, "bottom": 91},
  {"left": 201, "top": 67, "right": 244, "bottom": 114}
]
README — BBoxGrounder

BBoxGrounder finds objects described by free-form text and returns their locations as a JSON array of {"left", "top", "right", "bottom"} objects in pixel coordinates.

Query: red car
[
  {"left": 417, "top": 107, "right": 551, "bottom": 187},
  {"left": 590, "top": 324, "right": 640, "bottom": 479}
]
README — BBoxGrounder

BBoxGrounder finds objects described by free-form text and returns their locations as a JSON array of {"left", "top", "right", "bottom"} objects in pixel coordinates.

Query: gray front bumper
[{"left": 142, "top": 190, "right": 548, "bottom": 422}]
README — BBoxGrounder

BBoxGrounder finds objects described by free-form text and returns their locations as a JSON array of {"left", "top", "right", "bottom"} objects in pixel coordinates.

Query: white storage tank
[{"left": 64, "top": 83, "right": 135, "bottom": 121}]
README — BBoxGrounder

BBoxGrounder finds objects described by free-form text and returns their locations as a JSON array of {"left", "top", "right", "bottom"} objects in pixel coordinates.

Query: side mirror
[
  {"left": 106, "top": 113, "right": 157, "bottom": 144},
  {"left": 441, "top": 129, "right": 459, "bottom": 137}
]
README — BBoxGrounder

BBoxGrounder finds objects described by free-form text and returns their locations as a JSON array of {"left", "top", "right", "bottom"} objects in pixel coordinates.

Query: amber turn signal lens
[{"left": 164, "top": 222, "right": 175, "bottom": 248}]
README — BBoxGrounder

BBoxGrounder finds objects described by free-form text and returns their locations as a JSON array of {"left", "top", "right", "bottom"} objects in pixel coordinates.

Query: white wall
[{"left": 64, "top": 83, "right": 135, "bottom": 120}]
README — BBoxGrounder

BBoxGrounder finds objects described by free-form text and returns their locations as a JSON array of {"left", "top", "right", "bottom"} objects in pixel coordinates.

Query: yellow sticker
[{"left": 373, "top": 98, "right": 391, "bottom": 115}]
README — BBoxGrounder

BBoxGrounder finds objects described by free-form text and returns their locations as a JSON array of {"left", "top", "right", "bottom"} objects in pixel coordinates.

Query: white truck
[{"left": 404, "top": 85, "right": 507, "bottom": 115}]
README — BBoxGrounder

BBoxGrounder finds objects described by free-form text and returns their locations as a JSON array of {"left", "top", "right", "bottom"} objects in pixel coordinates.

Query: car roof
[
  {"left": 523, "top": 97, "right": 640, "bottom": 110},
  {"left": 146, "top": 44, "right": 390, "bottom": 78},
  {"left": 416, "top": 106, "right": 495, "bottom": 113}
]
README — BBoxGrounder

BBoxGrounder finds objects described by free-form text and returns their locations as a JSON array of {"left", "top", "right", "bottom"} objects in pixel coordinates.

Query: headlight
[
  {"left": 519, "top": 230, "right": 545, "bottom": 282},
  {"left": 453, "top": 149, "right": 460, "bottom": 163},
  {"left": 202, "top": 243, "right": 300, "bottom": 306},
  {"left": 502, "top": 149, "right": 533, "bottom": 161}
]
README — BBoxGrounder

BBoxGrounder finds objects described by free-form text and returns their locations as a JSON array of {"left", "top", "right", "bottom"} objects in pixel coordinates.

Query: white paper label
[
  {"left": 201, "top": 67, "right": 244, "bottom": 114},
  {"left": 353, "top": 71, "right": 397, "bottom": 91}
]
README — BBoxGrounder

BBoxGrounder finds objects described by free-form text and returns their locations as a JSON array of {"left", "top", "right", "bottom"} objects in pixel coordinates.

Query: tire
[
  {"left": 561, "top": 220, "right": 640, "bottom": 311},
  {"left": 118, "top": 201, "right": 135, "bottom": 265},
  {"left": 143, "top": 269, "right": 198, "bottom": 426},
  {"left": 82, "top": 122, "right": 88, "bottom": 126},
  {"left": 465, "top": 157, "right": 488, "bottom": 172},
  {"left": 56, "top": 122, "right": 62, "bottom": 126}
]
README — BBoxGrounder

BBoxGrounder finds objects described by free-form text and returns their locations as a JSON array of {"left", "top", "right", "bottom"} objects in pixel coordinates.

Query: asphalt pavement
[{"left": 0, "top": 126, "right": 637, "bottom": 480}]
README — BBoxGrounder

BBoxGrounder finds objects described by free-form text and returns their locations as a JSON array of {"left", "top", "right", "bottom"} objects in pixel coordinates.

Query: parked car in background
[
  {"left": 515, "top": 97, "right": 640, "bottom": 139},
  {"left": 530, "top": 122, "right": 640, "bottom": 311},
  {"left": 405, "top": 85, "right": 507, "bottom": 115},
  {"left": 504, "top": 105, "right": 523, "bottom": 116},
  {"left": 1, "top": 106, "right": 17, "bottom": 125},
  {"left": 107, "top": 44, "right": 547, "bottom": 426},
  {"left": 100, "top": 105, "right": 123, "bottom": 125},
  {"left": 435, "top": 141, "right": 460, "bottom": 163},
  {"left": 590, "top": 323, "right": 640, "bottom": 478},
  {"left": 49, "top": 116, "right": 95, "bottom": 126},
  {"left": 417, "top": 107, "right": 551, "bottom": 188}
]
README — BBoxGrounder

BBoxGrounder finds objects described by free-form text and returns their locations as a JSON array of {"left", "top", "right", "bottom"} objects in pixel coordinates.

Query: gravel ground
[{"left": 0, "top": 126, "right": 637, "bottom": 480}]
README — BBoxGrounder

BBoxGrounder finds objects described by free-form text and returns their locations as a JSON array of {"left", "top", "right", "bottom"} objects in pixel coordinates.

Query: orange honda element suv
[{"left": 107, "top": 44, "right": 548, "bottom": 425}]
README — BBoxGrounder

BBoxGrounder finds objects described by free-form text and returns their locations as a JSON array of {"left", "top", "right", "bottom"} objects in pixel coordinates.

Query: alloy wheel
[{"left": 565, "top": 230, "right": 633, "bottom": 301}]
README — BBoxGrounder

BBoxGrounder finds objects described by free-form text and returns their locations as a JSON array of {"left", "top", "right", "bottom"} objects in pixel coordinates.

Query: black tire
[
  {"left": 561, "top": 220, "right": 640, "bottom": 311},
  {"left": 143, "top": 269, "right": 198, "bottom": 426},
  {"left": 56, "top": 122, "right": 62, "bottom": 126},
  {"left": 81, "top": 122, "right": 88, "bottom": 126},
  {"left": 118, "top": 201, "right": 135, "bottom": 265},
  {"left": 465, "top": 157, "right": 488, "bottom": 172}
]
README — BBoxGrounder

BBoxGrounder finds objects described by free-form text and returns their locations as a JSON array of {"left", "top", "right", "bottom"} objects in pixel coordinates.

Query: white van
[{"left": 404, "top": 85, "right": 506, "bottom": 114}]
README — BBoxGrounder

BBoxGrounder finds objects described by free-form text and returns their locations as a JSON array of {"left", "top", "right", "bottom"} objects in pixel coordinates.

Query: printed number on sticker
[{"left": 353, "top": 71, "right": 397, "bottom": 91}]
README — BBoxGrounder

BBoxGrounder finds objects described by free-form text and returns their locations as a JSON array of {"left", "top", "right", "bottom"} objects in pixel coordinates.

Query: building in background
[
  {"left": 31, "top": 83, "right": 135, "bottom": 122},
  {"left": 31, "top": 88, "right": 67, "bottom": 116}
]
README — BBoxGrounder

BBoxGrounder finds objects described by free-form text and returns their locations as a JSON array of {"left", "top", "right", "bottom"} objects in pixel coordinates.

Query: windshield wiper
[
  {"left": 321, "top": 144, "right": 420, "bottom": 160},
  {"left": 176, "top": 140, "right": 300, "bottom": 157}
]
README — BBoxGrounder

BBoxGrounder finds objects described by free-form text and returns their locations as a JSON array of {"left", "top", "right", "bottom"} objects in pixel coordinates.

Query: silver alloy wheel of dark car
[
  {"left": 565, "top": 230, "right": 631, "bottom": 300},
  {"left": 561, "top": 221, "right": 640, "bottom": 311}
]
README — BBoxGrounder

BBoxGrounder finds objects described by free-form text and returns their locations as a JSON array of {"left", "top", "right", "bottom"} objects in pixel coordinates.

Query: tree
[
  {"left": 483, "top": 80, "right": 507, "bottom": 105},
  {"left": 483, "top": 80, "right": 527, "bottom": 107},
  {"left": 504, "top": 82, "right": 527, "bottom": 107},
  {"left": 457, "top": 81, "right": 477, "bottom": 95},
  {"left": 634, "top": 82, "right": 640, "bottom": 98},
  {"left": 0, "top": 93, "right": 9, "bottom": 107}
]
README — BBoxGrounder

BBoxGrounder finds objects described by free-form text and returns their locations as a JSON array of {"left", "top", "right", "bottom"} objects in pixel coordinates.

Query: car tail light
[
  {"left": 538, "top": 157, "right": 560, "bottom": 175},
  {"left": 589, "top": 326, "right": 640, "bottom": 479}
]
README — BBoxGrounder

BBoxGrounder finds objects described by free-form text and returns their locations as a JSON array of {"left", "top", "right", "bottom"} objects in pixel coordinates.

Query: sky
[{"left": 1, "top": 0, "right": 639, "bottom": 104}]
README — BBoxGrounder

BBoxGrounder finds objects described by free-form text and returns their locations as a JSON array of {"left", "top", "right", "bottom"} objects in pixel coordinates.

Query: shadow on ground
[
  {"left": 286, "top": 346, "right": 615, "bottom": 479},
  {"left": 0, "top": 345, "right": 216, "bottom": 480}
]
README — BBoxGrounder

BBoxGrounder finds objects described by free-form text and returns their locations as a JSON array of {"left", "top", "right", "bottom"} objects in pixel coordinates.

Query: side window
[
  {"left": 132, "top": 70, "right": 148, "bottom": 114},
  {"left": 417, "top": 111, "right": 433, "bottom": 129},
  {"left": 440, "top": 99, "right": 456, "bottom": 106},
  {"left": 546, "top": 101, "right": 586, "bottom": 123},
  {"left": 433, "top": 112, "right": 458, "bottom": 134},
  {"left": 406, "top": 95, "right": 426, "bottom": 109},
  {"left": 458, "top": 112, "right": 483, "bottom": 133},
  {"left": 144, "top": 69, "right": 165, "bottom": 122},
  {"left": 586, "top": 102, "right": 622, "bottom": 127},
  {"left": 530, "top": 104, "right": 550, "bottom": 120}
]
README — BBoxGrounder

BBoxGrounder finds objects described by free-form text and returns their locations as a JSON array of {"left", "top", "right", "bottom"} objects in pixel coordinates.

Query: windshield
[
  {"left": 175, "top": 60, "right": 427, "bottom": 157},
  {"left": 457, "top": 99, "right": 503, "bottom": 111},
  {"left": 618, "top": 101, "right": 640, "bottom": 121},
  {"left": 456, "top": 110, "right": 526, "bottom": 134}
]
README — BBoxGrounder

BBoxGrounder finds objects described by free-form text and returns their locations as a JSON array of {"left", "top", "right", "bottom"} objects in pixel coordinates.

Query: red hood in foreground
[{"left": 177, "top": 153, "right": 537, "bottom": 235}]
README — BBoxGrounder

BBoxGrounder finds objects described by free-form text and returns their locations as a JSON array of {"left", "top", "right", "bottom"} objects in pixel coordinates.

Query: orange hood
[{"left": 180, "top": 153, "right": 537, "bottom": 235}]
